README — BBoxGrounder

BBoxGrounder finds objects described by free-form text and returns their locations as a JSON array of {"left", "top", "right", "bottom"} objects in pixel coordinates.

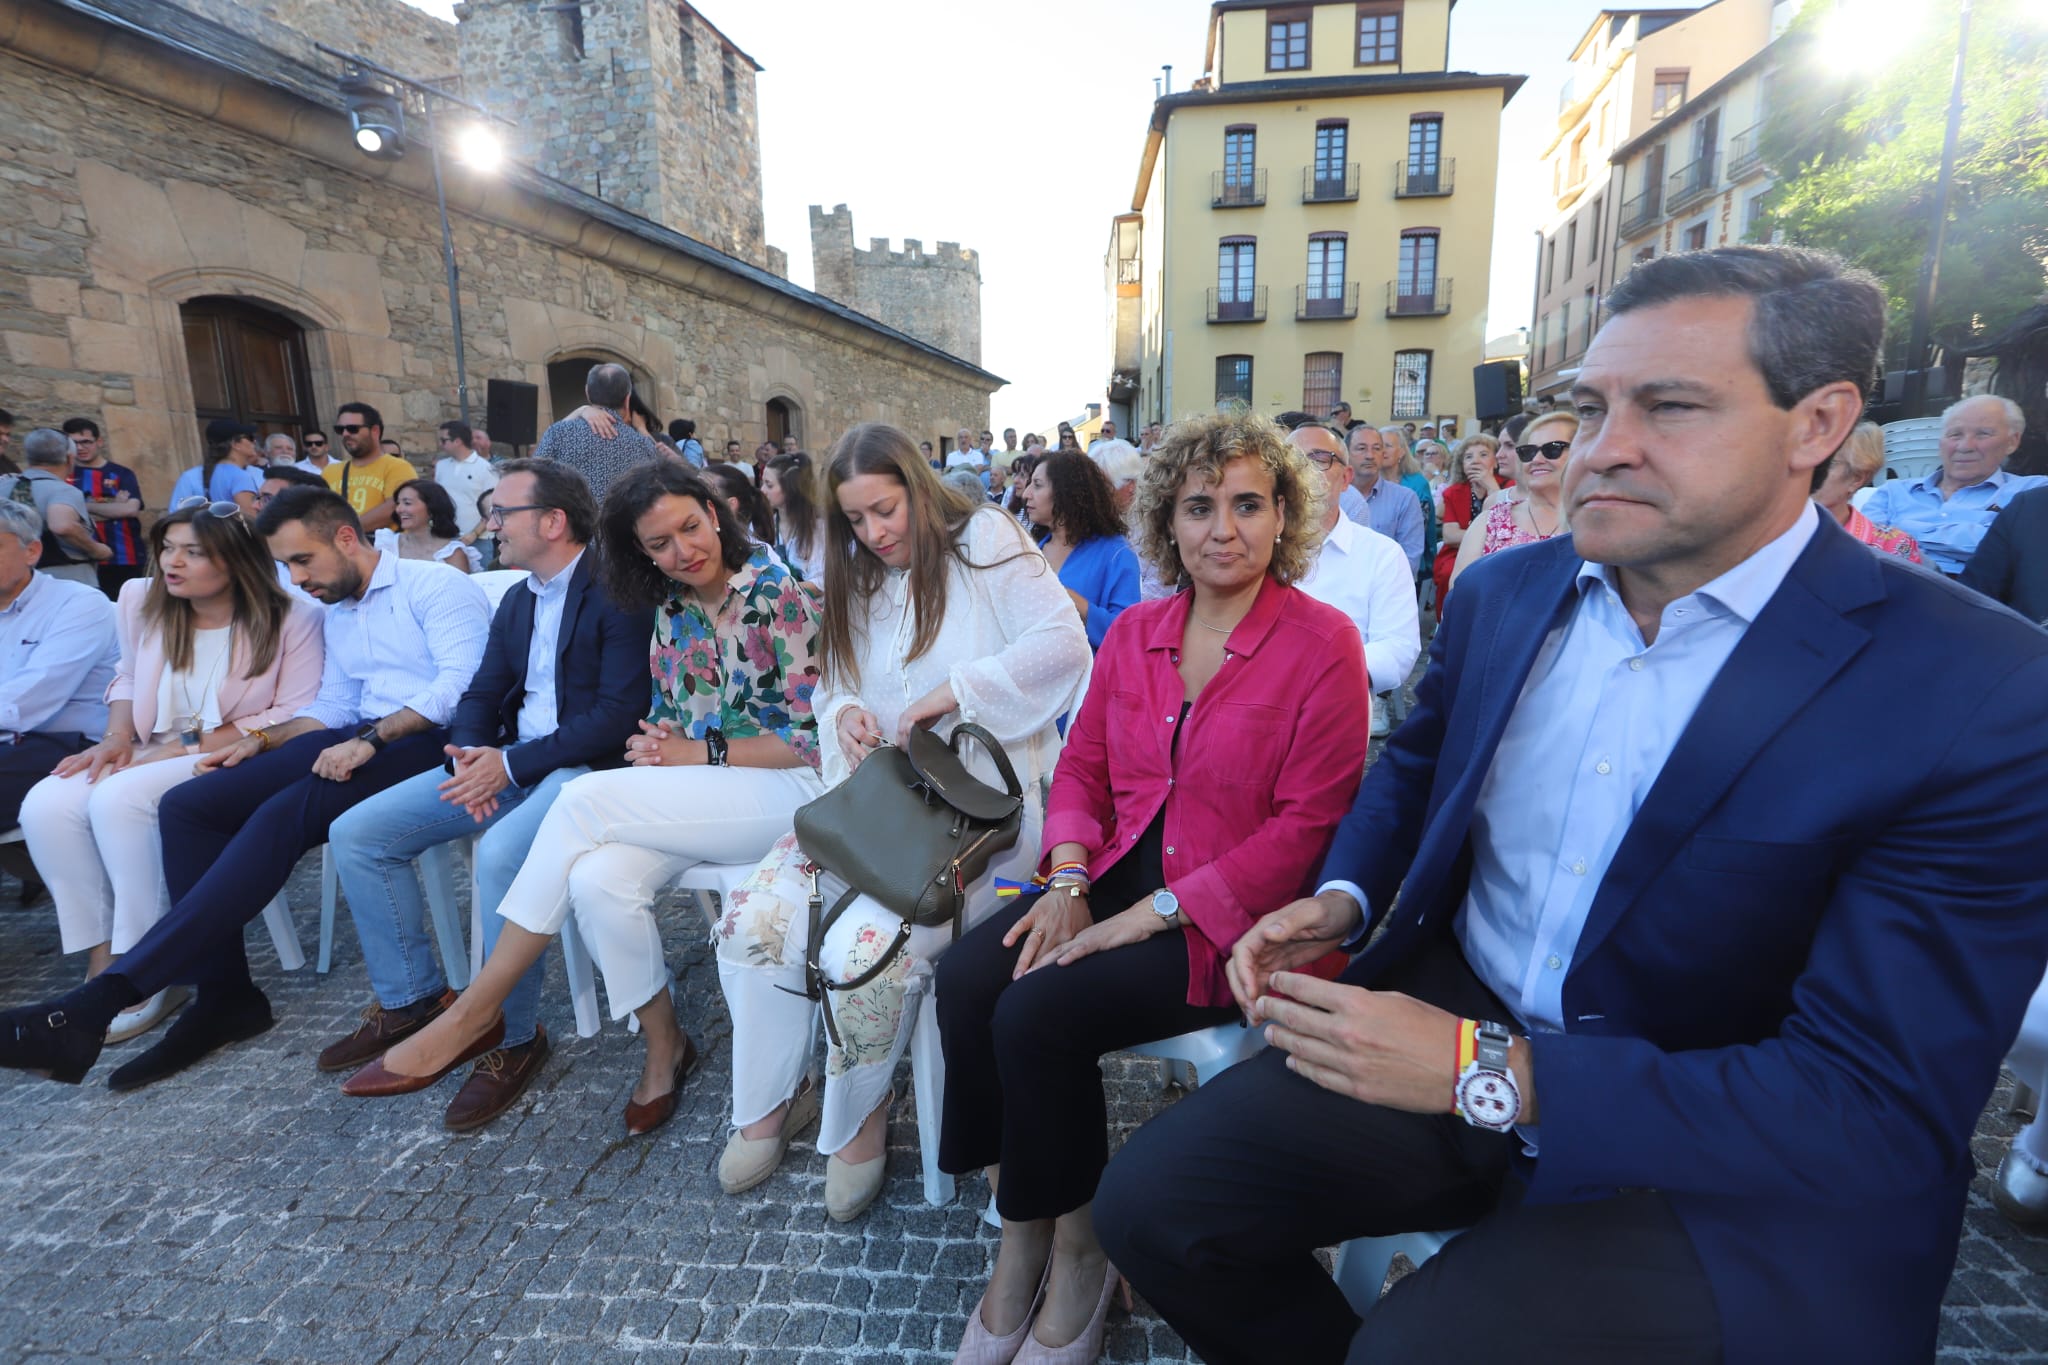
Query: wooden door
[{"left": 180, "top": 297, "right": 318, "bottom": 450}]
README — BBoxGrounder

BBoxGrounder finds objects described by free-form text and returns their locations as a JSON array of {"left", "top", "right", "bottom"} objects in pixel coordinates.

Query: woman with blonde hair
[
  {"left": 1448, "top": 410, "right": 1577, "bottom": 588},
  {"left": 713, "top": 422, "right": 1091, "bottom": 1222},
  {"left": 1815, "top": 422, "right": 1922, "bottom": 562},
  {"left": 20, "top": 500, "right": 324, "bottom": 1041},
  {"left": 937, "top": 411, "right": 1369, "bottom": 1363},
  {"left": 1434, "top": 433, "right": 1500, "bottom": 610}
]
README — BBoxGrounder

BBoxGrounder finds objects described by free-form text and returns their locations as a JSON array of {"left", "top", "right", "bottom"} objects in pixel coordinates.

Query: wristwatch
[
  {"left": 354, "top": 722, "right": 387, "bottom": 753},
  {"left": 1151, "top": 889, "right": 1181, "bottom": 927},
  {"left": 705, "top": 727, "right": 730, "bottom": 767},
  {"left": 1455, "top": 1020, "right": 1522, "bottom": 1132}
]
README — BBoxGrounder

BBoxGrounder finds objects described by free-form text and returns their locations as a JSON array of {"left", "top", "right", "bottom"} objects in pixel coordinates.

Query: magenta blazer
[
  {"left": 1043, "top": 575, "right": 1371, "bottom": 1006},
  {"left": 105, "top": 578, "right": 326, "bottom": 741}
]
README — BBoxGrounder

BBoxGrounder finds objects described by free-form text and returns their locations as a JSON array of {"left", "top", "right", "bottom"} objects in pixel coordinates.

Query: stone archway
[
  {"left": 544, "top": 350, "right": 656, "bottom": 431},
  {"left": 765, "top": 394, "right": 802, "bottom": 448}
]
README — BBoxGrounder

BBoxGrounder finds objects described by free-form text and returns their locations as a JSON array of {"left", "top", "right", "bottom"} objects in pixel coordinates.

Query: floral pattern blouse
[{"left": 648, "top": 544, "right": 824, "bottom": 770}]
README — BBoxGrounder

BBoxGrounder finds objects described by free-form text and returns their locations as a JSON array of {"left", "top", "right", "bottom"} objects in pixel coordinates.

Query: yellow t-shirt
[{"left": 323, "top": 454, "right": 418, "bottom": 514}]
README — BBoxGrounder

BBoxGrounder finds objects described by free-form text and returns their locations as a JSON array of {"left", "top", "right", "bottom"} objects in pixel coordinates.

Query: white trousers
[
  {"left": 20, "top": 756, "right": 206, "bottom": 956},
  {"left": 496, "top": 764, "right": 823, "bottom": 1020},
  {"left": 715, "top": 798, "right": 1042, "bottom": 1155},
  {"left": 2007, "top": 971, "right": 2048, "bottom": 1172}
]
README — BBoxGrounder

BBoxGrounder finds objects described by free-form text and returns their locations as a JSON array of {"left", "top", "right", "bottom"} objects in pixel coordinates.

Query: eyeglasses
[
  {"left": 1515, "top": 441, "right": 1572, "bottom": 462},
  {"left": 175, "top": 495, "right": 255, "bottom": 533},
  {"left": 1305, "top": 452, "right": 1350, "bottom": 470},
  {"left": 484, "top": 503, "right": 549, "bottom": 528},
  {"left": 334, "top": 423, "right": 368, "bottom": 435},
  {"left": 304, "top": 437, "right": 327, "bottom": 446}
]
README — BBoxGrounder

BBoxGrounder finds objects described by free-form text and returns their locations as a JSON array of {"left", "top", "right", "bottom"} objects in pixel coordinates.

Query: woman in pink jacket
[
  {"left": 19, "top": 499, "right": 323, "bottom": 1043},
  {"left": 935, "top": 411, "right": 1372, "bottom": 1365}
]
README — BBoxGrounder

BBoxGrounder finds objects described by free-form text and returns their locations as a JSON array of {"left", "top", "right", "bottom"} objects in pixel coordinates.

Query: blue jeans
[{"left": 328, "top": 762, "right": 587, "bottom": 1047}]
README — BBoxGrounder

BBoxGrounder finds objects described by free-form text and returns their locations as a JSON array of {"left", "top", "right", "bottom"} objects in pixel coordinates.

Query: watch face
[
  {"left": 1456, "top": 1068, "right": 1520, "bottom": 1131},
  {"left": 1153, "top": 890, "right": 1180, "bottom": 918}
]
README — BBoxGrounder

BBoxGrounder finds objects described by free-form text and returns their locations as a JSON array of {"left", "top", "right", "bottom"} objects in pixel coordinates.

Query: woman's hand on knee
[
  {"left": 1007, "top": 892, "right": 1093, "bottom": 977},
  {"left": 55, "top": 735, "right": 135, "bottom": 782}
]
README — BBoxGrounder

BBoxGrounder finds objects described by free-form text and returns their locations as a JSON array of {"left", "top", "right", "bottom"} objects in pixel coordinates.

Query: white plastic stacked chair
[{"left": 1332, "top": 1229, "right": 1462, "bottom": 1315}]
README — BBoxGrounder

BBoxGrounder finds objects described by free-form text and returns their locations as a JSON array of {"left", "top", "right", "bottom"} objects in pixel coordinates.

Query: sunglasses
[
  {"left": 334, "top": 423, "right": 368, "bottom": 434},
  {"left": 1515, "top": 441, "right": 1572, "bottom": 462},
  {"left": 175, "top": 495, "right": 255, "bottom": 533},
  {"left": 304, "top": 438, "right": 327, "bottom": 447}
]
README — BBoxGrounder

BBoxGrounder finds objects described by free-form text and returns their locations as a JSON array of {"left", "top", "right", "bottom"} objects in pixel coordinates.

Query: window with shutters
[{"left": 1391, "top": 351, "right": 1431, "bottom": 420}]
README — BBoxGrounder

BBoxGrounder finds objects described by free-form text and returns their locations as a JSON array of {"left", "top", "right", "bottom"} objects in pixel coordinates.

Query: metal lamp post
[{"left": 321, "top": 46, "right": 505, "bottom": 426}]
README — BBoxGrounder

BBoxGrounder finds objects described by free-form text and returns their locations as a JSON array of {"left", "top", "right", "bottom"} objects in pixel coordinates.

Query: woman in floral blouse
[{"left": 381, "top": 462, "right": 824, "bottom": 1138}]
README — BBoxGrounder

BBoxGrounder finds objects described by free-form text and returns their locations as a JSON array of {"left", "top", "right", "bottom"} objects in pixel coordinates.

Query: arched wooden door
[{"left": 180, "top": 297, "right": 319, "bottom": 448}]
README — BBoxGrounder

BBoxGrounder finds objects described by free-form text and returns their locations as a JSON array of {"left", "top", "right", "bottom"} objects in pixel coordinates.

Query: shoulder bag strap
[{"left": 949, "top": 721, "right": 1022, "bottom": 800}]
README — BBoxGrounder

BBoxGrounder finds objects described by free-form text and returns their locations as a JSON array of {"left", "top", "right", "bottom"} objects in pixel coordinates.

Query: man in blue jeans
[{"left": 319, "top": 461, "right": 650, "bottom": 1129}]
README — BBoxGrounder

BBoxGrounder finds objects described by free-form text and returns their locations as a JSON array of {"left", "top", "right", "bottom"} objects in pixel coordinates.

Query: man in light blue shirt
[
  {"left": 1858, "top": 394, "right": 2041, "bottom": 575},
  {"left": 0, "top": 497, "right": 119, "bottom": 831},
  {"left": 1339, "top": 424, "right": 1425, "bottom": 573},
  {"left": 320, "top": 463, "right": 650, "bottom": 1129}
]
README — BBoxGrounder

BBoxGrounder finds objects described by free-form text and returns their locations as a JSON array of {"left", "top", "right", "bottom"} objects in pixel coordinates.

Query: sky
[{"left": 401, "top": 0, "right": 1586, "bottom": 434}]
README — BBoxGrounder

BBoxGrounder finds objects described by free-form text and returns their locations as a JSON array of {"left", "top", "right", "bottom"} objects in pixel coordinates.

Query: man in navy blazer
[
  {"left": 1095, "top": 248, "right": 2048, "bottom": 1363},
  {"left": 318, "top": 460, "right": 653, "bottom": 1129}
]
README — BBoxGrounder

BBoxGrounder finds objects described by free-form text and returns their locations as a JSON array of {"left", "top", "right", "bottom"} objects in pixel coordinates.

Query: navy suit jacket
[
  {"left": 450, "top": 554, "right": 652, "bottom": 780},
  {"left": 1326, "top": 516, "right": 2048, "bottom": 1363}
]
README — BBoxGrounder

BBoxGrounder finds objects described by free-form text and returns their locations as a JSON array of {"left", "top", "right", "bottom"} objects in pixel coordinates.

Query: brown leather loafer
[
  {"left": 444, "top": 1027, "right": 552, "bottom": 1133},
  {"left": 316, "top": 989, "right": 457, "bottom": 1073},
  {"left": 623, "top": 1034, "right": 700, "bottom": 1137},
  {"left": 340, "top": 1016, "right": 505, "bottom": 1098}
]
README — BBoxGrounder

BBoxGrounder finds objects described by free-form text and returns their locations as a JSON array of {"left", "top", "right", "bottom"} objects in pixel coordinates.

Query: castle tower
[
  {"left": 809, "top": 204, "right": 982, "bottom": 366},
  {"left": 453, "top": 0, "right": 767, "bottom": 265}
]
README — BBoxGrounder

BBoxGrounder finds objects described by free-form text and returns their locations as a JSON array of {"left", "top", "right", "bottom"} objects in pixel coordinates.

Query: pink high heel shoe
[
  {"left": 1013, "top": 1260, "right": 1122, "bottom": 1364},
  {"left": 954, "top": 1257, "right": 1052, "bottom": 1365}
]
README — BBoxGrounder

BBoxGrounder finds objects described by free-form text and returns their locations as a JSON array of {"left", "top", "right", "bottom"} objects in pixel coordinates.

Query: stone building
[
  {"left": 0, "top": 0, "right": 996, "bottom": 502},
  {"left": 810, "top": 206, "right": 984, "bottom": 368}
]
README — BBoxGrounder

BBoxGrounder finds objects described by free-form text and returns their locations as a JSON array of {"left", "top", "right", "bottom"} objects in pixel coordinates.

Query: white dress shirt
[
  {"left": 0, "top": 571, "right": 120, "bottom": 740},
  {"left": 298, "top": 552, "right": 491, "bottom": 731},
  {"left": 506, "top": 550, "right": 583, "bottom": 784},
  {"left": 1325, "top": 502, "right": 1821, "bottom": 1034},
  {"left": 434, "top": 451, "right": 499, "bottom": 538},
  {"left": 1299, "top": 514, "right": 1421, "bottom": 697}
]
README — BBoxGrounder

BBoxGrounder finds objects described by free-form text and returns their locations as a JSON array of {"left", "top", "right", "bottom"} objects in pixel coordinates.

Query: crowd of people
[{"left": 4, "top": 243, "right": 2048, "bottom": 1364}]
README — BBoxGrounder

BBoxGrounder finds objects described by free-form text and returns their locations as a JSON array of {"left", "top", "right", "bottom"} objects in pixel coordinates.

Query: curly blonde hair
[{"left": 1132, "top": 411, "right": 1325, "bottom": 591}]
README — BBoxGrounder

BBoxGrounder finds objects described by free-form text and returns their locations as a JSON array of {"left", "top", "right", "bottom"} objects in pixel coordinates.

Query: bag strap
[
  {"left": 795, "top": 885, "right": 915, "bottom": 1050},
  {"left": 949, "top": 721, "right": 1022, "bottom": 801}
]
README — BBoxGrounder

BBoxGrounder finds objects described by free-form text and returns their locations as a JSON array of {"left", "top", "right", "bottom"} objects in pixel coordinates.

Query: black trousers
[
  {"left": 935, "top": 895, "right": 1239, "bottom": 1221},
  {"left": 1094, "top": 936, "right": 1721, "bottom": 1365},
  {"left": 111, "top": 727, "right": 447, "bottom": 997},
  {"left": 1, "top": 732, "right": 91, "bottom": 831}
]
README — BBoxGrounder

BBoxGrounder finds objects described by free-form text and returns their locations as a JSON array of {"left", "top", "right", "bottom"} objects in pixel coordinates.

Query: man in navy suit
[
  {"left": 1095, "top": 248, "right": 2048, "bottom": 1363},
  {"left": 318, "top": 460, "right": 652, "bottom": 1129}
]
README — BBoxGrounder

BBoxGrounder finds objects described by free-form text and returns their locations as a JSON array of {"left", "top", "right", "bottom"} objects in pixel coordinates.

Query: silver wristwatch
[
  {"left": 1455, "top": 1020, "right": 1522, "bottom": 1132},
  {"left": 1151, "top": 889, "right": 1181, "bottom": 925}
]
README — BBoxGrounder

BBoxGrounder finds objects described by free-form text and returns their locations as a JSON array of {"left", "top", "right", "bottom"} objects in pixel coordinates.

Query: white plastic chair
[
  {"left": 469, "top": 568, "right": 529, "bottom": 609},
  {"left": 1332, "top": 1228, "right": 1462, "bottom": 1316},
  {"left": 313, "top": 843, "right": 470, "bottom": 986}
]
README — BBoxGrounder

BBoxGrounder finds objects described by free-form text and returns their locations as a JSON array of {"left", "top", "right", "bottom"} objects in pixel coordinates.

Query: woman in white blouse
[
  {"left": 714, "top": 422, "right": 1092, "bottom": 1222},
  {"left": 19, "top": 501, "right": 324, "bottom": 1042},
  {"left": 372, "top": 479, "right": 478, "bottom": 573}
]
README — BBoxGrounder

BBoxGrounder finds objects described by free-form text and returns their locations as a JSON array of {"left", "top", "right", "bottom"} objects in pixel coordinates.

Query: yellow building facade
[{"left": 1107, "top": 0, "right": 1521, "bottom": 432}]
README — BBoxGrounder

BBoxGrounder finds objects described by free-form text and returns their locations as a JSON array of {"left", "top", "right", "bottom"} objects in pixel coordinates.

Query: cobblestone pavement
[{"left": 1, "top": 853, "right": 2045, "bottom": 1363}]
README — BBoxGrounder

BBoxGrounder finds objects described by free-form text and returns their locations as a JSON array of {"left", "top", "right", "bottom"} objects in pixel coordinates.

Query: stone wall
[
  {"left": 809, "top": 204, "right": 983, "bottom": 367},
  {"left": 0, "top": 44, "right": 990, "bottom": 504},
  {"left": 452, "top": 0, "right": 766, "bottom": 266},
  {"left": 164, "top": 0, "right": 456, "bottom": 80}
]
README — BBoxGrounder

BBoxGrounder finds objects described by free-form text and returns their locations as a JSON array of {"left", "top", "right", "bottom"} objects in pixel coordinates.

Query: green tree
[{"left": 1759, "top": 0, "right": 2048, "bottom": 349}]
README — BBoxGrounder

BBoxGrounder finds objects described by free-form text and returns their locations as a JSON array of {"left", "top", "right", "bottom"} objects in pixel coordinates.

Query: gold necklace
[{"left": 1191, "top": 613, "right": 1235, "bottom": 634}]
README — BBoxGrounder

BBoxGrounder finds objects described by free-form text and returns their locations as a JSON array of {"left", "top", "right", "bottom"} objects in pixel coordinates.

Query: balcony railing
[
  {"left": 1385, "top": 278, "right": 1452, "bottom": 317},
  {"left": 1296, "top": 283, "right": 1360, "bottom": 320},
  {"left": 1211, "top": 168, "right": 1266, "bottom": 208},
  {"left": 1207, "top": 286, "right": 1268, "bottom": 323},
  {"left": 1301, "top": 163, "right": 1360, "bottom": 203},
  {"left": 1396, "top": 158, "right": 1454, "bottom": 197},
  {"left": 1726, "top": 123, "right": 1763, "bottom": 178},
  {"left": 1115, "top": 256, "right": 1142, "bottom": 285},
  {"left": 1617, "top": 185, "right": 1661, "bottom": 239},
  {"left": 1666, "top": 153, "right": 1718, "bottom": 214}
]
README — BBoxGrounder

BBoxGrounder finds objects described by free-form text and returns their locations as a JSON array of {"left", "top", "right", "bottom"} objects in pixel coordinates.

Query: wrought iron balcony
[
  {"left": 1395, "top": 158, "right": 1454, "bottom": 197},
  {"left": 1385, "top": 278, "right": 1452, "bottom": 317},
  {"left": 1302, "top": 163, "right": 1360, "bottom": 203},
  {"left": 1207, "top": 286, "right": 1268, "bottom": 323},
  {"left": 1617, "top": 185, "right": 1661, "bottom": 239},
  {"left": 1211, "top": 168, "right": 1266, "bottom": 208},
  {"left": 1726, "top": 124, "right": 1764, "bottom": 179},
  {"left": 1296, "top": 283, "right": 1360, "bottom": 320},
  {"left": 1115, "top": 255, "right": 1142, "bottom": 285},
  {"left": 1665, "top": 153, "right": 1718, "bottom": 214}
]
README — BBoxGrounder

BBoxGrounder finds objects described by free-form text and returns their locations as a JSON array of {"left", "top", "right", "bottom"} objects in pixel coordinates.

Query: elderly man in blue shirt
[
  {"left": 0, "top": 498, "right": 119, "bottom": 833},
  {"left": 1858, "top": 395, "right": 2042, "bottom": 576},
  {"left": 1338, "top": 424, "right": 1426, "bottom": 574}
]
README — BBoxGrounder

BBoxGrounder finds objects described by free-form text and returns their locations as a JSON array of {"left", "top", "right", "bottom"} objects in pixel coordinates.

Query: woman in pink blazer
[
  {"left": 934, "top": 412, "right": 1372, "bottom": 1364},
  {"left": 19, "top": 501, "right": 323, "bottom": 1042}
]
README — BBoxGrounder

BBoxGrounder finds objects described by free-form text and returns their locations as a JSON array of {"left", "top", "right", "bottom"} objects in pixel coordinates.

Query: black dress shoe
[
  {"left": 107, "top": 987, "right": 274, "bottom": 1093},
  {"left": 0, "top": 975, "right": 138, "bottom": 1085}
]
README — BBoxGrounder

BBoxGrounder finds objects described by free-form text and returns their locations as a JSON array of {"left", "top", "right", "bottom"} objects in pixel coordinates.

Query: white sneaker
[
  {"left": 104, "top": 986, "right": 191, "bottom": 1044},
  {"left": 1370, "top": 696, "right": 1390, "bottom": 738}
]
